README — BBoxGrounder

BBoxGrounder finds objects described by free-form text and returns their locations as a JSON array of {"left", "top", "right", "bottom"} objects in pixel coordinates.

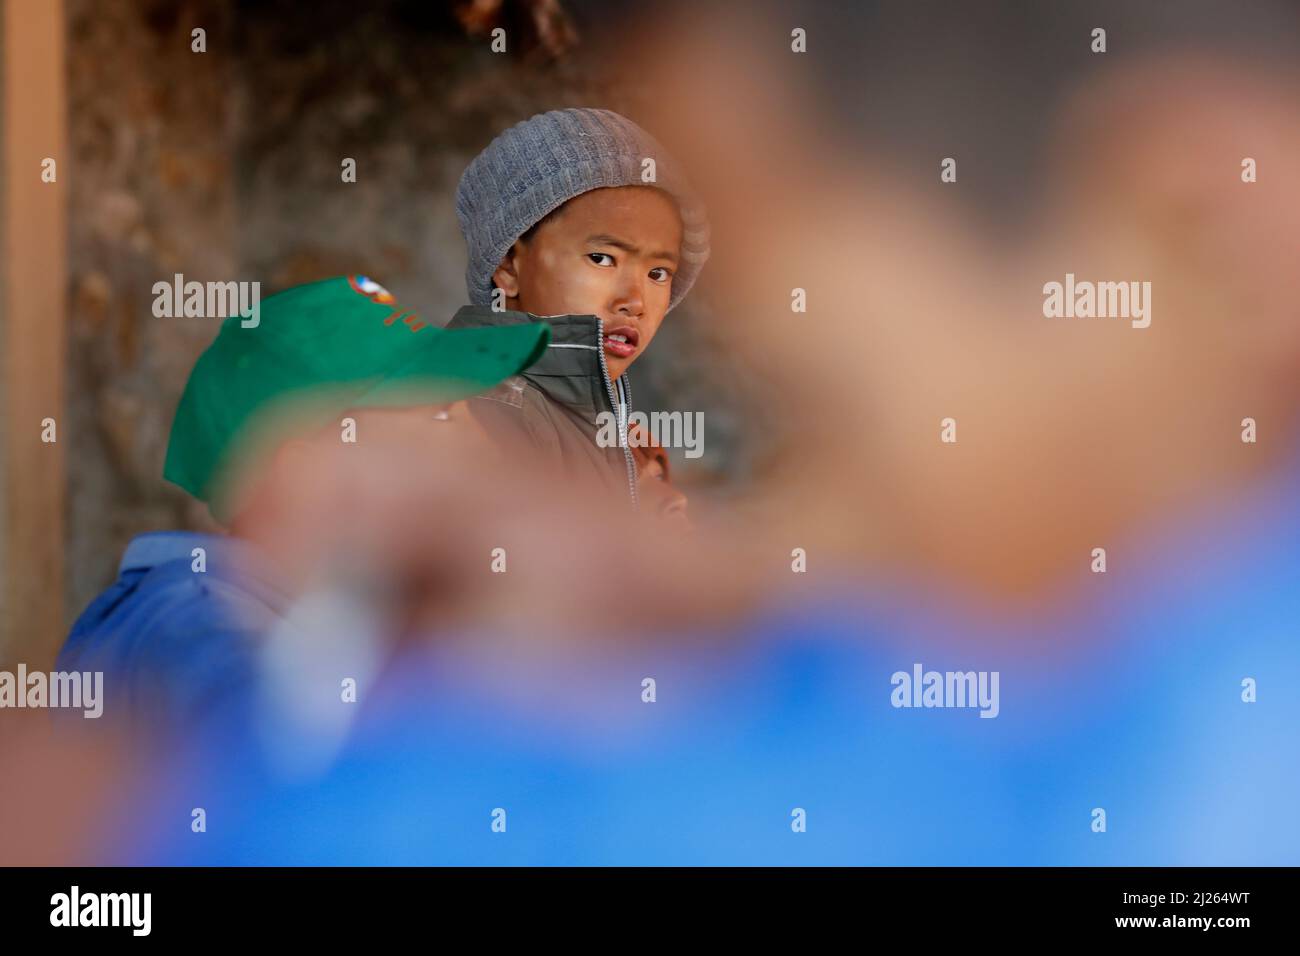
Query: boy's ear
[{"left": 490, "top": 241, "right": 523, "bottom": 299}]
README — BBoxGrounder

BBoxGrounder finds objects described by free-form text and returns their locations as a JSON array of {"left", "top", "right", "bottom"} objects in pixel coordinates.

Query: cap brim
[{"left": 354, "top": 320, "right": 550, "bottom": 407}]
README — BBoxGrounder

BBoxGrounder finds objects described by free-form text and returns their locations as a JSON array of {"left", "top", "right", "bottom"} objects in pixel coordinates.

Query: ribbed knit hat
[{"left": 456, "top": 108, "right": 710, "bottom": 314}]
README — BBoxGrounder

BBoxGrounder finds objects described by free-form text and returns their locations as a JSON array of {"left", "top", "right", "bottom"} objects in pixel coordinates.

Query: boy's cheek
[
  {"left": 638, "top": 322, "right": 664, "bottom": 351},
  {"left": 527, "top": 270, "right": 603, "bottom": 317}
]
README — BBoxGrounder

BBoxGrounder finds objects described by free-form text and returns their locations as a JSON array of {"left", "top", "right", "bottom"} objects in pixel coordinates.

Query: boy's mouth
[{"left": 603, "top": 325, "right": 640, "bottom": 360}]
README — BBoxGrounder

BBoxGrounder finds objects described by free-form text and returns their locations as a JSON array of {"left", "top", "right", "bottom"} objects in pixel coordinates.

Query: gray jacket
[{"left": 445, "top": 304, "right": 641, "bottom": 508}]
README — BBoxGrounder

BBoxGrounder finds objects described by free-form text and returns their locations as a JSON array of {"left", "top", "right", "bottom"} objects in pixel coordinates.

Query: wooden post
[{"left": 2, "top": 0, "right": 67, "bottom": 668}]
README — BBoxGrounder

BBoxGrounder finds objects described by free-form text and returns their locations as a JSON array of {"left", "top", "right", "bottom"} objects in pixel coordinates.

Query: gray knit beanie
[{"left": 455, "top": 108, "right": 710, "bottom": 314}]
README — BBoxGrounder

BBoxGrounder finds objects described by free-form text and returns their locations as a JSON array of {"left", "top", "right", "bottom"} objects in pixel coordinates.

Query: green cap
[{"left": 163, "top": 275, "right": 549, "bottom": 521}]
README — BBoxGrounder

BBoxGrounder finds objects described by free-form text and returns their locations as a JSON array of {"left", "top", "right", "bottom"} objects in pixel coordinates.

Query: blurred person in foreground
[{"left": 77, "top": 31, "right": 1300, "bottom": 865}]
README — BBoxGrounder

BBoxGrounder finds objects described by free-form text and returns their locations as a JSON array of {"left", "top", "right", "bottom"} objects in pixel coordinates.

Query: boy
[{"left": 448, "top": 108, "right": 709, "bottom": 517}]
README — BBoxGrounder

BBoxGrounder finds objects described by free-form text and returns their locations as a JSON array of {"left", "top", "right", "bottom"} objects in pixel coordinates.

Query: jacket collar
[
  {"left": 446, "top": 304, "right": 628, "bottom": 422},
  {"left": 118, "top": 530, "right": 222, "bottom": 574},
  {"left": 118, "top": 530, "right": 294, "bottom": 614}
]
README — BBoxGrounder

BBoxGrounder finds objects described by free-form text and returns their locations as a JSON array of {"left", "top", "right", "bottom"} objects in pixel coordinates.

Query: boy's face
[{"left": 492, "top": 185, "right": 684, "bottom": 381}]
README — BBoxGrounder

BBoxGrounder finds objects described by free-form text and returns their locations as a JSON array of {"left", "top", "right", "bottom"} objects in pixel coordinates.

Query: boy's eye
[
  {"left": 588, "top": 253, "right": 615, "bottom": 266},
  {"left": 649, "top": 267, "right": 673, "bottom": 283}
]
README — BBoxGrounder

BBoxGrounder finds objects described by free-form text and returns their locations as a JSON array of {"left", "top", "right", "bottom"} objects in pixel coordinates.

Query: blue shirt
[{"left": 58, "top": 531, "right": 287, "bottom": 735}]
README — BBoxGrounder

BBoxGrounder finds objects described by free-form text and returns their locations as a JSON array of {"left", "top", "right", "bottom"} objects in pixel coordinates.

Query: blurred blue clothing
[
  {"left": 57, "top": 531, "right": 283, "bottom": 735},
  {"left": 109, "top": 458, "right": 1300, "bottom": 865}
]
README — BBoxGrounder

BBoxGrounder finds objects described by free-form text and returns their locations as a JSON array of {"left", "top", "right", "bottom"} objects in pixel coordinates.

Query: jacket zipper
[{"left": 596, "top": 318, "right": 639, "bottom": 510}]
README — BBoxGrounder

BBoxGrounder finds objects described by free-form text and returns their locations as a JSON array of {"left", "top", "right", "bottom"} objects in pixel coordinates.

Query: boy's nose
[{"left": 611, "top": 276, "right": 645, "bottom": 317}]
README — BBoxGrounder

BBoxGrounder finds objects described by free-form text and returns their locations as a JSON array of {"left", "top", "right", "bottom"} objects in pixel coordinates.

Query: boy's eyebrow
[{"left": 585, "top": 233, "right": 679, "bottom": 265}]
